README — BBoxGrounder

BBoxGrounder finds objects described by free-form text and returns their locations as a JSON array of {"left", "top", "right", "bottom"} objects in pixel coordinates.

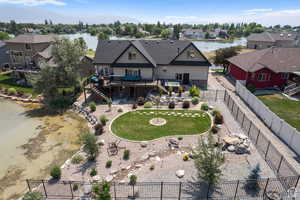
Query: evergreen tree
[
  {"left": 245, "top": 164, "right": 261, "bottom": 195},
  {"left": 193, "top": 133, "right": 224, "bottom": 185}
]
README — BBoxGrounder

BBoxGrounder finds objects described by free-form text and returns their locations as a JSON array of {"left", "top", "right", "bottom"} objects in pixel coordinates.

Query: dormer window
[
  {"left": 128, "top": 52, "right": 136, "bottom": 60},
  {"left": 187, "top": 50, "right": 196, "bottom": 58},
  {"left": 128, "top": 52, "right": 137, "bottom": 60},
  {"left": 25, "top": 43, "right": 31, "bottom": 50}
]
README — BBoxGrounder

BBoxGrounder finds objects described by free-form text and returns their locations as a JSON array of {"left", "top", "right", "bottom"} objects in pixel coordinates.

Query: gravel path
[{"left": 211, "top": 73, "right": 300, "bottom": 175}]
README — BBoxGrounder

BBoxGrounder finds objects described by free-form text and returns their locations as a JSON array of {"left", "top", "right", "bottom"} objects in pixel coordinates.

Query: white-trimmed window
[
  {"left": 176, "top": 73, "right": 183, "bottom": 81},
  {"left": 187, "top": 50, "right": 196, "bottom": 58},
  {"left": 281, "top": 73, "right": 289, "bottom": 79},
  {"left": 25, "top": 43, "right": 31, "bottom": 50},
  {"left": 128, "top": 52, "right": 137, "bottom": 60},
  {"left": 257, "top": 73, "right": 269, "bottom": 81}
]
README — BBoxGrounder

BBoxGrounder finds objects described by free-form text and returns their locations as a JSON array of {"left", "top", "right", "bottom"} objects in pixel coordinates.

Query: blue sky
[{"left": 0, "top": 0, "right": 300, "bottom": 25}]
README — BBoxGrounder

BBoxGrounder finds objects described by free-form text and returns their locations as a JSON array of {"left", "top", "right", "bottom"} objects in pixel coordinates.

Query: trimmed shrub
[
  {"left": 23, "top": 191, "right": 43, "bottom": 200},
  {"left": 71, "top": 154, "right": 84, "bottom": 164},
  {"left": 137, "top": 97, "right": 145, "bottom": 106},
  {"left": 129, "top": 175, "right": 137, "bottom": 185},
  {"left": 90, "top": 168, "right": 97, "bottom": 176},
  {"left": 94, "top": 123, "right": 104, "bottom": 135},
  {"left": 150, "top": 164, "right": 155, "bottom": 170},
  {"left": 189, "top": 85, "right": 200, "bottom": 97},
  {"left": 168, "top": 86, "right": 173, "bottom": 97},
  {"left": 178, "top": 136, "right": 183, "bottom": 140},
  {"left": 97, "top": 181, "right": 111, "bottom": 200},
  {"left": 201, "top": 103, "right": 209, "bottom": 111},
  {"left": 100, "top": 115, "right": 108, "bottom": 126},
  {"left": 214, "top": 113, "right": 224, "bottom": 124},
  {"left": 191, "top": 97, "right": 199, "bottom": 105},
  {"left": 89, "top": 101, "right": 96, "bottom": 112},
  {"left": 50, "top": 166, "right": 61, "bottom": 179},
  {"left": 168, "top": 101, "right": 175, "bottom": 109},
  {"left": 105, "top": 160, "right": 112, "bottom": 168},
  {"left": 117, "top": 108, "right": 123, "bottom": 112},
  {"left": 132, "top": 103, "right": 137, "bottom": 109},
  {"left": 144, "top": 102, "right": 153, "bottom": 108},
  {"left": 182, "top": 100, "right": 190, "bottom": 109},
  {"left": 73, "top": 184, "right": 79, "bottom": 191},
  {"left": 178, "top": 86, "right": 184, "bottom": 97},
  {"left": 246, "top": 84, "right": 256, "bottom": 93},
  {"left": 123, "top": 149, "right": 130, "bottom": 160},
  {"left": 211, "top": 125, "right": 220, "bottom": 134},
  {"left": 183, "top": 154, "right": 189, "bottom": 161},
  {"left": 212, "top": 109, "right": 220, "bottom": 116},
  {"left": 7, "top": 88, "right": 17, "bottom": 96}
]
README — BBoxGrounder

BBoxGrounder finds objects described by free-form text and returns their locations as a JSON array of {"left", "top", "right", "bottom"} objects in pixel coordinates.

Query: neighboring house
[
  {"left": 5, "top": 34, "right": 55, "bottom": 68},
  {"left": 5, "top": 34, "right": 93, "bottom": 85},
  {"left": 247, "top": 32, "right": 299, "bottom": 49},
  {"left": 227, "top": 47, "right": 300, "bottom": 90},
  {"left": 94, "top": 40, "right": 210, "bottom": 98},
  {"left": 0, "top": 41, "right": 10, "bottom": 70},
  {"left": 181, "top": 29, "right": 205, "bottom": 39}
]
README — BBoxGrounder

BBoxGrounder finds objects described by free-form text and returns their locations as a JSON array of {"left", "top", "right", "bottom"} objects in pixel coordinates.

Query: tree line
[{"left": 1, "top": 20, "right": 298, "bottom": 40}]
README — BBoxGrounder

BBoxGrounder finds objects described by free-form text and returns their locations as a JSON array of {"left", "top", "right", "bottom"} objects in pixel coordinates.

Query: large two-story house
[
  {"left": 93, "top": 40, "right": 210, "bottom": 98},
  {"left": 6, "top": 34, "right": 55, "bottom": 69},
  {"left": 5, "top": 34, "right": 94, "bottom": 85}
]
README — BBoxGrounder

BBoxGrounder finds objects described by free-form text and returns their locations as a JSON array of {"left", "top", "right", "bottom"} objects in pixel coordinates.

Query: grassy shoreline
[{"left": 0, "top": 102, "right": 89, "bottom": 200}]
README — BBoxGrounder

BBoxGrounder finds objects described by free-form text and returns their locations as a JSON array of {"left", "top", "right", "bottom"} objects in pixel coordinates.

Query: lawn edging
[{"left": 109, "top": 109, "right": 214, "bottom": 143}]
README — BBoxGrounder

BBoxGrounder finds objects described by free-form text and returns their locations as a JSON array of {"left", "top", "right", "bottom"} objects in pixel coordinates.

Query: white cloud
[
  {"left": 243, "top": 8, "right": 273, "bottom": 15},
  {"left": 0, "top": 0, "right": 66, "bottom": 6},
  {"left": 265, "top": 9, "right": 300, "bottom": 17}
]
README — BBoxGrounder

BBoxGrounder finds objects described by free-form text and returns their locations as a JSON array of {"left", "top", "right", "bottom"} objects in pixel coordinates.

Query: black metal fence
[
  {"left": 26, "top": 89, "right": 300, "bottom": 199},
  {"left": 223, "top": 90, "right": 298, "bottom": 180},
  {"left": 27, "top": 176, "right": 300, "bottom": 199}
]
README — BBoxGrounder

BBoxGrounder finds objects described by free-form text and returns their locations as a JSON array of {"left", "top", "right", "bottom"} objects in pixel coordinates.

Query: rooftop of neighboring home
[
  {"left": 228, "top": 47, "right": 300, "bottom": 73},
  {"left": 247, "top": 32, "right": 297, "bottom": 42},
  {"left": 182, "top": 29, "right": 204, "bottom": 34},
  {"left": 94, "top": 40, "right": 210, "bottom": 67},
  {"left": 227, "top": 47, "right": 300, "bottom": 73},
  {"left": 5, "top": 34, "right": 55, "bottom": 44}
]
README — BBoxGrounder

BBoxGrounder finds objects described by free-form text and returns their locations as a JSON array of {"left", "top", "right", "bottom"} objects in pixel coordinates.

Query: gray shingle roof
[
  {"left": 227, "top": 47, "right": 300, "bottom": 73},
  {"left": 94, "top": 40, "right": 196, "bottom": 66},
  {"left": 247, "top": 32, "right": 297, "bottom": 42},
  {"left": 6, "top": 34, "right": 55, "bottom": 44}
]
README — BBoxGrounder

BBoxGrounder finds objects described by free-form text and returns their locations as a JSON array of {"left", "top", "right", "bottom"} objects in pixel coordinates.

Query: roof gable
[
  {"left": 94, "top": 40, "right": 210, "bottom": 67},
  {"left": 113, "top": 45, "right": 153, "bottom": 66}
]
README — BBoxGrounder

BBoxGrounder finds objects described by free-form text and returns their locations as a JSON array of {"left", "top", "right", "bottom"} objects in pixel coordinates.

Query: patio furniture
[{"left": 107, "top": 140, "right": 121, "bottom": 156}]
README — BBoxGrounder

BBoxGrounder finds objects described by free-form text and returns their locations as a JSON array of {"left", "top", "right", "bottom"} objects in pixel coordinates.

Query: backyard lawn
[
  {"left": 257, "top": 94, "right": 300, "bottom": 131},
  {"left": 111, "top": 110, "right": 211, "bottom": 141},
  {"left": 0, "top": 74, "right": 38, "bottom": 97}
]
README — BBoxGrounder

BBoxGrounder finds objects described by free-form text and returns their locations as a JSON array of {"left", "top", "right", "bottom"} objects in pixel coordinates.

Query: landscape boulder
[{"left": 176, "top": 170, "right": 185, "bottom": 178}]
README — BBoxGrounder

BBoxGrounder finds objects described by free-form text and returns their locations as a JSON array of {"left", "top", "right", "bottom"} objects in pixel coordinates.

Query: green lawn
[
  {"left": 257, "top": 94, "right": 300, "bottom": 131},
  {"left": 111, "top": 110, "right": 211, "bottom": 141},
  {"left": 0, "top": 74, "right": 38, "bottom": 97}
]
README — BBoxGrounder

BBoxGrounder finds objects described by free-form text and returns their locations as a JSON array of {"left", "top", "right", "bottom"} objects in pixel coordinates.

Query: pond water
[{"left": 61, "top": 33, "right": 247, "bottom": 52}]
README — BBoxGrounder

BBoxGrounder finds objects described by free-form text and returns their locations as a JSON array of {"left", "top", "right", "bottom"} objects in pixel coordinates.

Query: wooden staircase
[
  {"left": 284, "top": 83, "right": 300, "bottom": 96},
  {"left": 91, "top": 86, "right": 110, "bottom": 103}
]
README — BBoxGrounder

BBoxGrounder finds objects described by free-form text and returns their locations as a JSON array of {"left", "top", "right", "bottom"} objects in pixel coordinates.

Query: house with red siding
[{"left": 227, "top": 47, "right": 300, "bottom": 91}]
